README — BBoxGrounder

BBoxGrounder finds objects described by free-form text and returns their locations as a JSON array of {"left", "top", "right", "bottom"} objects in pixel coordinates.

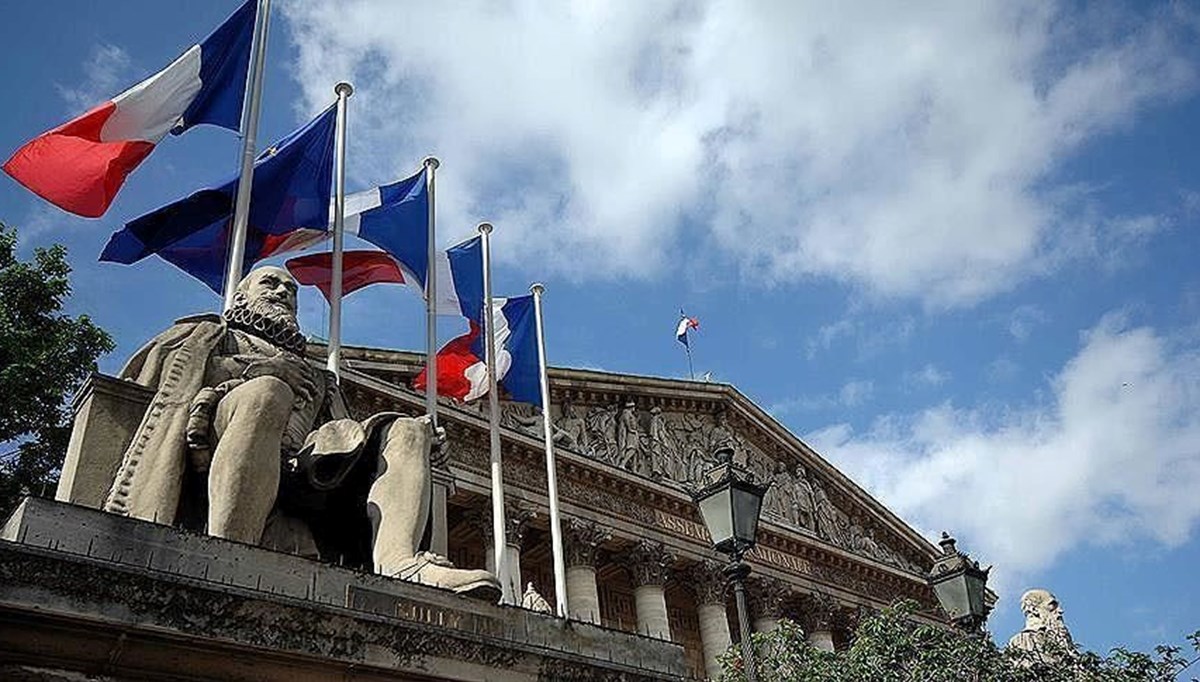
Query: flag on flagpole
[
  {"left": 99, "top": 104, "right": 337, "bottom": 291},
  {"left": 676, "top": 314, "right": 699, "bottom": 346},
  {"left": 414, "top": 294, "right": 540, "bottom": 406},
  {"left": 2, "top": 0, "right": 258, "bottom": 217},
  {"left": 285, "top": 249, "right": 407, "bottom": 302}
]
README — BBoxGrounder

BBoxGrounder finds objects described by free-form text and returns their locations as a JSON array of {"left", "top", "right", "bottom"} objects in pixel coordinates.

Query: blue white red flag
[
  {"left": 414, "top": 294, "right": 541, "bottom": 406},
  {"left": 3, "top": 1, "right": 257, "bottom": 217},
  {"left": 285, "top": 250, "right": 407, "bottom": 302},
  {"left": 99, "top": 104, "right": 337, "bottom": 292},
  {"left": 676, "top": 315, "right": 699, "bottom": 346}
]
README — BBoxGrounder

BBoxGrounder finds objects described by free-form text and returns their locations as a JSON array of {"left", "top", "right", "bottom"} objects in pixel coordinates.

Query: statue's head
[
  {"left": 234, "top": 266, "right": 299, "bottom": 321},
  {"left": 225, "top": 266, "right": 305, "bottom": 353},
  {"left": 1020, "top": 589, "right": 1067, "bottom": 633}
]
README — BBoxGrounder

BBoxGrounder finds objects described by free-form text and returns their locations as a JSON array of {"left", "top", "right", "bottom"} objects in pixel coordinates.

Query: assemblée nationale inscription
[{"left": 347, "top": 586, "right": 505, "bottom": 638}]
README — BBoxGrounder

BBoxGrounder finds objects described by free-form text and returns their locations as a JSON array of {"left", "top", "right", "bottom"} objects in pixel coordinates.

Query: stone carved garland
[{"left": 498, "top": 398, "right": 923, "bottom": 574}]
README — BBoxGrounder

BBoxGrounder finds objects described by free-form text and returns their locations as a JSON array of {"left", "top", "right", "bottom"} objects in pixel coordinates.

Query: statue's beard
[{"left": 224, "top": 294, "right": 306, "bottom": 354}]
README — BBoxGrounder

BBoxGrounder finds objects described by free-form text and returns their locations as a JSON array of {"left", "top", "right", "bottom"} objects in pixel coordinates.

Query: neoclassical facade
[{"left": 334, "top": 344, "right": 943, "bottom": 680}]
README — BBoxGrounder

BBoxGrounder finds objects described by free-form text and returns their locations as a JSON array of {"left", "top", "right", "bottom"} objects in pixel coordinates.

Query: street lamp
[
  {"left": 692, "top": 446, "right": 769, "bottom": 682},
  {"left": 927, "top": 532, "right": 991, "bottom": 633}
]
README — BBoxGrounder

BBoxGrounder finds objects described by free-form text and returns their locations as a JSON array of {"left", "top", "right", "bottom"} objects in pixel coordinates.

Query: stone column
[
  {"left": 747, "top": 576, "right": 790, "bottom": 633},
  {"left": 564, "top": 518, "right": 611, "bottom": 624},
  {"left": 469, "top": 499, "right": 537, "bottom": 601},
  {"left": 802, "top": 593, "right": 839, "bottom": 652},
  {"left": 688, "top": 560, "right": 732, "bottom": 680},
  {"left": 627, "top": 540, "right": 676, "bottom": 640}
]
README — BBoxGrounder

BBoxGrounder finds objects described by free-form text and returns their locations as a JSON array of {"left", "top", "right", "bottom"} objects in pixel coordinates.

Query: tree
[
  {"left": 720, "top": 600, "right": 1200, "bottom": 682},
  {"left": 0, "top": 224, "right": 114, "bottom": 516}
]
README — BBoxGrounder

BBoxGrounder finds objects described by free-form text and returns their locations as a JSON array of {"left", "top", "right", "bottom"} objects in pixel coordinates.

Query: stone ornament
[
  {"left": 746, "top": 576, "right": 791, "bottom": 621},
  {"left": 1008, "top": 589, "right": 1074, "bottom": 663},
  {"left": 685, "top": 559, "right": 729, "bottom": 606},
  {"left": 98, "top": 266, "right": 499, "bottom": 599},
  {"left": 564, "top": 518, "right": 612, "bottom": 568},
  {"left": 626, "top": 540, "right": 676, "bottom": 587}
]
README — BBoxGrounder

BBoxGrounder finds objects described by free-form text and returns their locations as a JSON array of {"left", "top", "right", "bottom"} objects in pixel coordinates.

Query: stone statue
[
  {"left": 811, "top": 483, "right": 844, "bottom": 546},
  {"left": 558, "top": 398, "right": 589, "bottom": 453},
  {"left": 102, "top": 266, "right": 498, "bottom": 597},
  {"left": 585, "top": 403, "right": 617, "bottom": 463},
  {"left": 645, "top": 406, "right": 669, "bottom": 480},
  {"left": 615, "top": 400, "right": 641, "bottom": 470},
  {"left": 788, "top": 464, "right": 817, "bottom": 531},
  {"left": 763, "top": 461, "right": 792, "bottom": 520},
  {"left": 521, "top": 582, "right": 554, "bottom": 614},
  {"left": 1008, "top": 589, "right": 1074, "bottom": 662}
]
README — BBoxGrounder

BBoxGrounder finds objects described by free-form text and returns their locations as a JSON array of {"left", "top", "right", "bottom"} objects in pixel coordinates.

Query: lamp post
[
  {"left": 927, "top": 532, "right": 991, "bottom": 633},
  {"left": 691, "top": 446, "right": 768, "bottom": 682}
]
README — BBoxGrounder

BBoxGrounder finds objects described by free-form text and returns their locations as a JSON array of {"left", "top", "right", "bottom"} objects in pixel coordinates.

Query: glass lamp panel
[
  {"left": 966, "top": 572, "right": 986, "bottom": 617},
  {"left": 697, "top": 489, "right": 734, "bottom": 549},
  {"left": 932, "top": 576, "right": 970, "bottom": 620},
  {"left": 731, "top": 484, "right": 764, "bottom": 545}
]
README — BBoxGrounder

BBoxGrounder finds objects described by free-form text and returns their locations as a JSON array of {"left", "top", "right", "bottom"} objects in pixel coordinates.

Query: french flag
[
  {"left": 285, "top": 250, "right": 408, "bottom": 302},
  {"left": 413, "top": 237, "right": 540, "bottom": 406},
  {"left": 415, "top": 294, "right": 542, "bottom": 407},
  {"left": 2, "top": 1, "right": 257, "bottom": 217},
  {"left": 676, "top": 315, "right": 699, "bottom": 346}
]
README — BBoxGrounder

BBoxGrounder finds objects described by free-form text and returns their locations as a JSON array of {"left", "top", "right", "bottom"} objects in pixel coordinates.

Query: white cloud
[
  {"left": 806, "top": 314, "right": 1200, "bottom": 586},
  {"left": 1006, "top": 304, "right": 1047, "bottom": 343},
  {"left": 282, "top": 0, "right": 1196, "bottom": 306},
  {"left": 768, "top": 378, "right": 874, "bottom": 414},
  {"left": 55, "top": 44, "right": 134, "bottom": 114},
  {"left": 905, "top": 363, "right": 950, "bottom": 388}
]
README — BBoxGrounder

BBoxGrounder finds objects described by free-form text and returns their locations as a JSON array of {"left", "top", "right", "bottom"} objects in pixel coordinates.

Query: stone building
[
  {"left": 0, "top": 341, "right": 947, "bottom": 681},
  {"left": 333, "top": 344, "right": 943, "bottom": 679}
]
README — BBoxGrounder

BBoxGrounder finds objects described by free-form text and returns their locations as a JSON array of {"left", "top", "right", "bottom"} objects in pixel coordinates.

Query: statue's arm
[{"left": 119, "top": 320, "right": 207, "bottom": 386}]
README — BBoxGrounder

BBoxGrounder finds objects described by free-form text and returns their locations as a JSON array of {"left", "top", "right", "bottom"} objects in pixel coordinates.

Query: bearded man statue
[
  {"left": 1007, "top": 588, "right": 1074, "bottom": 663},
  {"left": 102, "top": 266, "right": 498, "bottom": 598}
]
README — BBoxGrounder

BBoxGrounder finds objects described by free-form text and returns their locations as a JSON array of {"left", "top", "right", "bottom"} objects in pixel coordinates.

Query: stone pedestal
[
  {"left": 55, "top": 374, "right": 152, "bottom": 509},
  {"left": 0, "top": 498, "right": 687, "bottom": 682},
  {"left": 689, "top": 561, "right": 732, "bottom": 680},
  {"left": 564, "top": 519, "right": 610, "bottom": 624}
]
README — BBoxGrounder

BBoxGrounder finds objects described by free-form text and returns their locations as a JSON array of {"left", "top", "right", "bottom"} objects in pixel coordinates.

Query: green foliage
[
  {"left": 720, "top": 600, "right": 1199, "bottom": 682},
  {"left": 0, "top": 224, "right": 114, "bottom": 515}
]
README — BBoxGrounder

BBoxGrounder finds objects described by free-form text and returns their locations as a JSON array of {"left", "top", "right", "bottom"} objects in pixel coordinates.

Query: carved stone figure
[
  {"left": 585, "top": 403, "right": 617, "bottom": 463},
  {"left": 788, "top": 464, "right": 817, "bottom": 531},
  {"left": 521, "top": 582, "right": 553, "bottom": 614},
  {"left": 558, "top": 398, "right": 589, "bottom": 453},
  {"left": 1008, "top": 589, "right": 1074, "bottom": 662},
  {"left": 615, "top": 400, "right": 641, "bottom": 470},
  {"left": 645, "top": 406, "right": 669, "bottom": 480},
  {"left": 763, "top": 461, "right": 792, "bottom": 520},
  {"left": 811, "top": 482, "right": 844, "bottom": 546},
  {"left": 102, "top": 266, "right": 497, "bottom": 597},
  {"left": 707, "top": 409, "right": 738, "bottom": 455}
]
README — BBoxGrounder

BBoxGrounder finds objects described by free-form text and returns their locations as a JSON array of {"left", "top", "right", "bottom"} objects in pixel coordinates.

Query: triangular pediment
[{"left": 328, "top": 343, "right": 939, "bottom": 578}]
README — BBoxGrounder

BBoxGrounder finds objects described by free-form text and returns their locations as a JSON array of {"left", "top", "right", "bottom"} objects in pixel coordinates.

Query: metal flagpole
[
  {"left": 530, "top": 283, "right": 569, "bottom": 618},
  {"left": 325, "top": 81, "right": 353, "bottom": 380},
  {"left": 423, "top": 156, "right": 440, "bottom": 426},
  {"left": 222, "top": 0, "right": 271, "bottom": 311},
  {"left": 479, "top": 222, "right": 511, "bottom": 604}
]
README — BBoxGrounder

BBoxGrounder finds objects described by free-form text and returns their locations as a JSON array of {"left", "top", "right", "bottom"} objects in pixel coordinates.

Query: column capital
[
  {"left": 626, "top": 540, "right": 676, "bottom": 587},
  {"left": 799, "top": 592, "right": 841, "bottom": 632},
  {"left": 685, "top": 559, "right": 728, "bottom": 605},
  {"left": 746, "top": 576, "right": 791, "bottom": 621},
  {"left": 466, "top": 498, "right": 538, "bottom": 548},
  {"left": 564, "top": 518, "right": 612, "bottom": 568}
]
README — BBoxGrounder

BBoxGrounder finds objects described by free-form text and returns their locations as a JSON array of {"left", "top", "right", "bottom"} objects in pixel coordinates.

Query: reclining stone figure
[{"left": 102, "top": 265, "right": 498, "bottom": 597}]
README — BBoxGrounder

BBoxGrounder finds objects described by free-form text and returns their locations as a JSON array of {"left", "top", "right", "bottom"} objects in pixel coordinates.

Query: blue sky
[{"left": 2, "top": 0, "right": 1198, "bottom": 657}]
